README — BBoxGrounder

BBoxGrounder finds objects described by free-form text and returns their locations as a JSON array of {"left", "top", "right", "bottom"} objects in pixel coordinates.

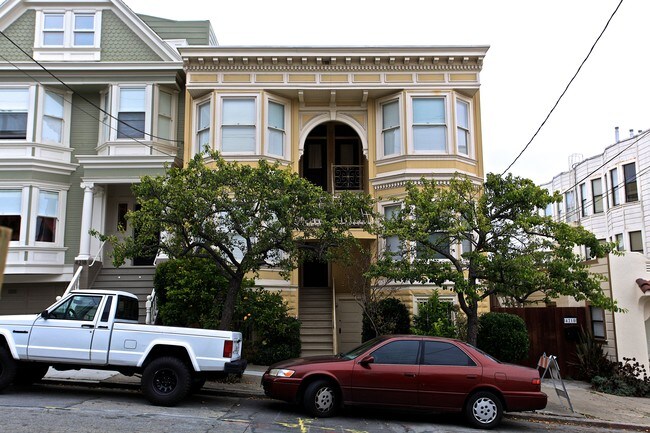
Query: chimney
[
  {"left": 615, "top": 126, "right": 620, "bottom": 142},
  {"left": 630, "top": 129, "right": 634, "bottom": 138}
]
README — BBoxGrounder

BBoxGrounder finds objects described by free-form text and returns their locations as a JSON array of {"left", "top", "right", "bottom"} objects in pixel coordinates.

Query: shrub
[
  {"left": 592, "top": 358, "right": 650, "bottom": 397},
  {"left": 412, "top": 292, "right": 457, "bottom": 338},
  {"left": 571, "top": 328, "right": 614, "bottom": 381},
  {"left": 234, "top": 288, "right": 301, "bottom": 365},
  {"left": 477, "top": 312, "right": 529, "bottom": 363},
  {"left": 362, "top": 297, "right": 410, "bottom": 342}
]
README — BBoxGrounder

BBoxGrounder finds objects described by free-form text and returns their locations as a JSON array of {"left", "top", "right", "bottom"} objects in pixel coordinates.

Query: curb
[{"left": 506, "top": 412, "right": 650, "bottom": 432}]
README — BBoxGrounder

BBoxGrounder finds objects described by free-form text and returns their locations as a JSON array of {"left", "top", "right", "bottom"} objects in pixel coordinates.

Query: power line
[
  {"left": 501, "top": 0, "right": 624, "bottom": 175},
  {"left": 0, "top": 29, "right": 184, "bottom": 145}
]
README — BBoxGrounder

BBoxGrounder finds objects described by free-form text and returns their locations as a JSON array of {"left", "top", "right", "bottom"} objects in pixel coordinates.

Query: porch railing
[{"left": 332, "top": 165, "right": 363, "bottom": 192}]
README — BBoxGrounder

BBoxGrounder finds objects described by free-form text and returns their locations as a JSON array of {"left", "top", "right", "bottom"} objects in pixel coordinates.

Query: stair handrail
[
  {"left": 146, "top": 288, "right": 157, "bottom": 325},
  {"left": 60, "top": 241, "right": 107, "bottom": 300},
  {"left": 332, "top": 280, "right": 337, "bottom": 355}
]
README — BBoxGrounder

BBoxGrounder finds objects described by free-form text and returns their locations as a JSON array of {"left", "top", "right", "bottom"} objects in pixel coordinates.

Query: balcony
[{"left": 332, "top": 165, "right": 363, "bottom": 193}]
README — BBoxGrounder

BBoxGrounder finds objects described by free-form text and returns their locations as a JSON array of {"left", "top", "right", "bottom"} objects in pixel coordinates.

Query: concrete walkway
[{"left": 43, "top": 367, "right": 650, "bottom": 430}]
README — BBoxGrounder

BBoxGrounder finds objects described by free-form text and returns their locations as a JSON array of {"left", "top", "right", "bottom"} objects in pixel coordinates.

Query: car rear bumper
[
  {"left": 503, "top": 391, "right": 548, "bottom": 412},
  {"left": 261, "top": 375, "right": 302, "bottom": 403}
]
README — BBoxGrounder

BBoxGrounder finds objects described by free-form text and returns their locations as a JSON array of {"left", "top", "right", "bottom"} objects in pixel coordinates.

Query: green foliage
[
  {"left": 368, "top": 173, "right": 617, "bottom": 344},
  {"left": 234, "top": 288, "right": 301, "bottom": 365},
  {"left": 477, "top": 312, "right": 530, "bottom": 363},
  {"left": 105, "top": 150, "right": 375, "bottom": 330},
  {"left": 571, "top": 328, "right": 614, "bottom": 381},
  {"left": 592, "top": 358, "right": 650, "bottom": 397},
  {"left": 362, "top": 297, "right": 410, "bottom": 342},
  {"left": 412, "top": 292, "right": 457, "bottom": 338}
]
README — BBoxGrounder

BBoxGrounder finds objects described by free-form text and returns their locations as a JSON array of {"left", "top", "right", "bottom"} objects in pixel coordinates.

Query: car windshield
[{"left": 339, "top": 336, "right": 385, "bottom": 360}]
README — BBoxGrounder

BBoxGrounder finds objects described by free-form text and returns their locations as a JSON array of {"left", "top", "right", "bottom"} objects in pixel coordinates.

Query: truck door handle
[
  {"left": 97, "top": 325, "right": 109, "bottom": 329},
  {"left": 81, "top": 324, "right": 94, "bottom": 329}
]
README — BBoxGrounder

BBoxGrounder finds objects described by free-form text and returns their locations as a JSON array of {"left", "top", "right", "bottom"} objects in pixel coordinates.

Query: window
[
  {"left": 42, "top": 90, "right": 65, "bottom": 144},
  {"left": 412, "top": 97, "right": 446, "bottom": 152},
  {"left": 0, "top": 190, "right": 22, "bottom": 241},
  {"left": 157, "top": 90, "right": 173, "bottom": 143},
  {"left": 49, "top": 295, "right": 101, "bottom": 321},
  {"left": 422, "top": 341, "right": 476, "bottom": 366},
  {"left": 100, "top": 296, "right": 113, "bottom": 322},
  {"left": 382, "top": 100, "right": 401, "bottom": 156},
  {"left": 371, "top": 340, "right": 420, "bottom": 365},
  {"left": 579, "top": 183, "right": 587, "bottom": 217},
  {"left": 41, "top": 12, "right": 97, "bottom": 48},
  {"left": 590, "top": 306, "right": 605, "bottom": 339},
  {"left": 417, "top": 233, "right": 450, "bottom": 260},
  {"left": 100, "top": 90, "right": 111, "bottom": 143},
  {"left": 591, "top": 179, "right": 603, "bottom": 213},
  {"left": 35, "top": 191, "right": 58, "bottom": 243},
  {"left": 221, "top": 98, "right": 256, "bottom": 153},
  {"left": 565, "top": 191, "right": 576, "bottom": 222},
  {"left": 117, "top": 87, "right": 146, "bottom": 139},
  {"left": 629, "top": 230, "right": 643, "bottom": 253},
  {"left": 556, "top": 201, "right": 562, "bottom": 221},
  {"left": 623, "top": 163, "right": 638, "bottom": 202},
  {"left": 195, "top": 100, "right": 211, "bottom": 153},
  {"left": 456, "top": 99, "right": 470, "bottom": 155},
  {"left": 610, "top": 168, "right": 620, "bottom": 206},
  {"left": 544, "top": 202, "right": 553, "bottom": 217},
  {"left": 615, "top": 233, "right": 624, "bottom": 251},
  {"left": 267, "top": 101, "right": 285, "bottom": 156},
  {"left": 116, "top": 295, "right": 139, "bottom": 322},
  {"left": 0, "top": 88, "right": 29, "bottom": 139},
  {"left": 383, "top": 204, "right": 401, "bottom": 260}
]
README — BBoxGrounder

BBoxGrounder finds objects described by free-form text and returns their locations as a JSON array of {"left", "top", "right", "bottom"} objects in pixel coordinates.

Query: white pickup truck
[{"left": 0, "top": 289, "right": 246, "bottom": 406}]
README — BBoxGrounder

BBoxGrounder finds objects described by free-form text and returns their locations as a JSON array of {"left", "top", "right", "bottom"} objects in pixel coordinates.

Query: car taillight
[
  {"left": 532, "top": 378, "right": 541, "bottom": 385},
  {"left": 223, "top": 340, "right": 233, "bottom": 358}
]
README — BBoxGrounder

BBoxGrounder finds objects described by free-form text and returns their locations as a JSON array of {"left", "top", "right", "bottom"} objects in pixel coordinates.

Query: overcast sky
[{"left": 124, "top": 0, "right": 648, "bottom": 184}]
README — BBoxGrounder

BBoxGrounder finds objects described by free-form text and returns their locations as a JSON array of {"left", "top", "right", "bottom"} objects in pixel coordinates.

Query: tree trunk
[
  {"left": 219, "top": 275, "right": 242, "bottom": 330},
  {"left": 466, "top": 306, "right": 479, "bottom": 346}
]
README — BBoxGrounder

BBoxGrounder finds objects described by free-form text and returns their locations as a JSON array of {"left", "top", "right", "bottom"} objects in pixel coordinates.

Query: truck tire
[
  {"left": 0, "top": 347, "right": 17, "bottom": 391},
  {"left": 14, "top": 363, "right": 49, "bottom": 386},
  {"left": 142, "top": 357, "right": 191, "bottom": 406}
]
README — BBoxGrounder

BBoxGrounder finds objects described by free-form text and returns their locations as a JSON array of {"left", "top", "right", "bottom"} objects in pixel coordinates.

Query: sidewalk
[{"left": 43, "top": 367, "right": 650, "bottom": 430}]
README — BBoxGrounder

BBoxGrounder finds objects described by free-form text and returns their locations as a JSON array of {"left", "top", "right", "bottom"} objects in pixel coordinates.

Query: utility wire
[
  {"left": 0, "top": 29, "right": 184, "bottom": 145},
  {"left": 501, "top": 0, "right": 624, "bottom": 175}
]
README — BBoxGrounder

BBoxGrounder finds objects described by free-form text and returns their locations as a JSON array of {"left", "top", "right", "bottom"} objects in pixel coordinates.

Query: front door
[
  {"left": 350, "top": 339, "right": 420, "bottom": 407},
  {"left": 28, "top": 294, "right": 103, "bottom": 362},
  {"left": 336, "top": 297, "right": 362, "bottom": 353}
]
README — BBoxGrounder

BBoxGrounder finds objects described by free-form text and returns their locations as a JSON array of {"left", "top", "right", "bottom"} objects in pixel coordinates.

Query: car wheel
[
  {"left": 0, "top": 346, "right": 17, "bottom": 391},
  {"left": 465, "top": 391, "right": 503, "bottom": 429},
  {"left": 14, "top": 363, "right": 49, "bottom": 386},
  {"left": 141, "top": 357, "right": 191, "bottom": 406},
  {"left": 303, "top": 380, "right": 338, "bottom": 418}
]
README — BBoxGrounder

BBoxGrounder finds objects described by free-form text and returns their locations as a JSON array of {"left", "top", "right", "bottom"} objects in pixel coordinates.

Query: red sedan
[{"left": 262, "top": 335, "right": 546, "bottom": 429}]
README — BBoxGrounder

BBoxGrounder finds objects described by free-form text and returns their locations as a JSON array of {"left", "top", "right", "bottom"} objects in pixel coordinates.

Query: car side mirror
[
  {"left": 40, "top": 310, "right": 50, "bottom": 319},
  {"left": 359, "top": 355, "right": 374, "bottom": 366}
]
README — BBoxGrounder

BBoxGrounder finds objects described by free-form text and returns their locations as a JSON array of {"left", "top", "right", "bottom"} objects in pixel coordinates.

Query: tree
[
  {"left": 368, "top": 173, "right": 617, "bottom": 345},
  {"left": 107, "top": 150, "right": 374, "bottom": 330}
]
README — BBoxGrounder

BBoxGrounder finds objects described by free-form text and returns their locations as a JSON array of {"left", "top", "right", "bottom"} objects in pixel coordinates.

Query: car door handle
[
  {"left": 404, "top": 372, "right": 417, "bottom": 377},
  {"left": 466, "top": 374, "right": 477, "bottom": 379},
  {"left": 81, "top": 324, "right": 94, "bottom": 329}
]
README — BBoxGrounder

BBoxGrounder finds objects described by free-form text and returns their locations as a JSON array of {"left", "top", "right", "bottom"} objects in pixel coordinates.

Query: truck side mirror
[{"left": 40, "top": 310, "right": 50, "bottom": 319}]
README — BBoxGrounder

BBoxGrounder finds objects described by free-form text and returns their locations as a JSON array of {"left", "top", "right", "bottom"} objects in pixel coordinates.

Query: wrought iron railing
[{"left": 332, "top": 165, "right": 363, "bottom": 192}]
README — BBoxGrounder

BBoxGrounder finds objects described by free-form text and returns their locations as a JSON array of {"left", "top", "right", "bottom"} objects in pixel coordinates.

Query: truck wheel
[
  {"left": 0, "top": 347, "right": 17, "bottom": 391},
  {"left": 303, "top": 379, "right": 339, "bottom": 418},
  {"left": 142, "top": 357, "right": 191, "bottom": 406},
  {"left": 14, "top": 363, "right": 49, "bottom": 386}
]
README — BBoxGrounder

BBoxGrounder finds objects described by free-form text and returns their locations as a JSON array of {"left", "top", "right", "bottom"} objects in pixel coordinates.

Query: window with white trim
[
  {"left": 412, "top": 97, "right": 447, "bottom": 152},
  {"left": 623, "top": 163, "right": 638, "bottom": 203},
  {"left": 456, "top": 99, "right": 470, "bottom": 155},
  {"left": 73, "top": 13, "right": 95, "bottom": 46},
  {"left": 40, "top": 11, "right": 98, "bottom": 48},
  {"left": 417, "top": 232, "right": 450, "bottom": 260},
  {"left": 629, "top": 230, "right": 643, "bottom": 253},
  {"left": 195, "top": 98, "right": 211, "bottom": 154},
  {"left": 221, "top": 97, "right": 256, "bottom": 153},
  {"left": 579, "top": 183, "right": 588, "bottom": 217},
  {"left": 35, "top": 190, "right": 59, "bottom": 243},
  {"left": 100, "top": 89, "right": 111, "bottom": 143},
  {"left": 0, "top": 88, "right": 29, "bottom": 139},
  {"left": 157, "top": 89, "right": 174, "bottom": 144},
  {"left": 41, "top": 90, "right": 65, "bottom": 144},
  {"left": 117, "top": 87, "right": 146, "bottom": 139},
  {"left": 610, "top": 168, "right": 620, "bottom": 206},
  {"left": 383, "top": 204, "right": 401, "bottom": 260},
  {"left": 591, "top": 178, "right": 603, "bottom": 214},
  {"left": 382, "top": 99, "right": 401, "bottom": 157},
  {"left": 267, "top": 100, "right": 285, "bottom": 157},
  {"left": 565, "top": 190, "right": 576, "bottom": 222},
  {"left": 590, "top": 306, "right": 605, "bottom": 339},
  {"left": 0, "top": 190, "right": 23, "bottom": 242}
]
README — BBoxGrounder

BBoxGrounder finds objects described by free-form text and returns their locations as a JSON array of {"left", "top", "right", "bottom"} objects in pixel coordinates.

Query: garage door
[{"left": 336, "top": 296, "right": 363, "bottom": 353}]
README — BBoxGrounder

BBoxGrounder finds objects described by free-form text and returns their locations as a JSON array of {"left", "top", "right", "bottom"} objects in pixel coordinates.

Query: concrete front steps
[{"left": 299, "top": 287, "right": 334, "bottom": 357}]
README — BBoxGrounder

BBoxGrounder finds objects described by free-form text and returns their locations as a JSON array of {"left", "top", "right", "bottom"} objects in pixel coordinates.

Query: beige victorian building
[{"left": 180, "top": 46, "right": 489, "bottom": 355}]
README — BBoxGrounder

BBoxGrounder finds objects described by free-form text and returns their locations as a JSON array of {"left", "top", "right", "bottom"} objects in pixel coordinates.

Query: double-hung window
[
  {"left": 117, "top": 87, "right": 146, "bottom": 139},
  {"left": 0, "top": 190, "right": 22, "bottom": 242},
  {"left": 623, "top": 163, "right": 638, "bottom": 202},
  {"left": 35, "top": 191, "right": 58, "bottom": 243},
  {"left": 0, "top": 88, "right": 29, "bottom": 139},
  {"left": 195, "top": 99, "right": 211, "bottom": 153},
  {"left": 383, "top": 204, "right": 401, "bottom": 260},
  {"left": 157, "top": 90, "right": 174, "bottom": 144},
  {"left": 382, "top": 100, "right": 401, "bottom": 157},
  {"left": 73, "top": 14, "right": 95, "bottom": 46},
  {"left": 42, "top": 90, "right": 65, "bottom": 144},
  {"left": 610, "top": 168, "right": 620, "bottom": 206},
  {"left": 629, "top": 230, "right": 643, "bottom": 253},
  {"left": 456, "top": 99, "right": 470, "bottom": 155},
  {"left": 565, "top": 191, "right": 576, "bottom": 222},
  {"left": 41, "top": 12, "right": 96, "bottom": 47},
  {"left": 221, "top": 98, "right": 256, "bottom": 153},
  {"left": 267, "top": 101, "right": 285, "bottom": 157},
  {"left": 412, "top": 97, "right": 446, "bottom": 152},
  {"left": 42, "top": 13, "right": 65, "bottom": 46},
  {"left": 591, "top": 178, "right": 603, "bottom": 213},
  {"left": 417, "top": 233, "right": 450, "bottom": 260},
  {"left": 579, "top": 183, "right": 588, "bottom": 217}
]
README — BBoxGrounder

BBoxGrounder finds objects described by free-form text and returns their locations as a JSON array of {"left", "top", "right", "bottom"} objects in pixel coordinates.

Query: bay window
[
  {"left": 456, "top": 99, "right": 470, "bottom": 155},
  {"left": 195, "top": 99, "right": 211, "bottom": 153},
  {"left": 221, "top": 98, "right": 256, "bottom": 153},
  {"left": 610, "top": 168, "right": 620, "bottom": 206},
  {"left": 591, "top": 178, "right": 603, "bottom": 214},
  {"left": 42, "top": 90, "right": 65, "bottom": 144},
  {"left": 35, "top": 191, "right": 58, "bottom": 243},
  {"left": 117, "top": 87, "right": 146, "bottom": 139},
  {"left": 0, "top": 88, "right": 29, "bottom": 139},
  {"left": 157, "top": 90, "right": 174, "bottom": 143},
  {"left": 412, "top": 97, "right": 446, "bottom": 152},
  {"left": 0, "top": 190, "right": 22, "bottom": 242},
  {"left": 381, "top": 100, "right": 401, "bottom": 157},
  {"left": 623, "top": 162, "right": 638, "bottom": 202},
  {"left": 267, "top": 101, "right": 285, "bottom": 157}
]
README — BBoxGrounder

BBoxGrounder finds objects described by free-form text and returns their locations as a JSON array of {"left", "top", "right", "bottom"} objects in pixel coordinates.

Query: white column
[{"left": 76, "top": 182, "right": 95, "bottom": 261}]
